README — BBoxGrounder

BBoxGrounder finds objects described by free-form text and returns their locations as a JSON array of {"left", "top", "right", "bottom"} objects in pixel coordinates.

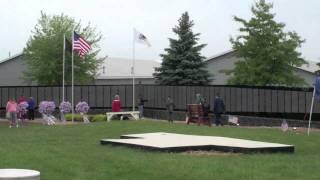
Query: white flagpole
[
  {"left": 71, "top": 30, "right": 75, "bottom": 123},
  {"left": 132, "top": 28, "right": 136, "bottom": 112},
  {"left": 308, "top": 86, "right": 316, "bottom": 136},
  {"left": 62, "top": 34, "right": 66, "bottom": 102}
]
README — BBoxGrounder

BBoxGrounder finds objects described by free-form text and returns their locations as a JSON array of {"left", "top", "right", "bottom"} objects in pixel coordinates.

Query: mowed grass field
[{"left": 0, "top": 120, "right": 319, "bottom": 180}]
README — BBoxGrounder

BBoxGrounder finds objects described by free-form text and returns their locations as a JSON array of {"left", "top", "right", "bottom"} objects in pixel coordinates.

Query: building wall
[
  {"left": 0, "top": 54, "right": 156, "bottom": 86},
  {"left": 94, "top": 78, "right": 156, "bottom": 85},
  {"left": 295, "top": 70, "right": 316, "bottom": 87},
  {"left": 0, "top": 53, "right": 315, "bottom": 87},
  {"left": 0, "top": 55, "right": 29, "bottom": 86},
  {"left": 206, "top": 52, "right": 315, "bottom": 87},
  {"left": 206, "top": 53, "right": 239, "bottom": 85}
]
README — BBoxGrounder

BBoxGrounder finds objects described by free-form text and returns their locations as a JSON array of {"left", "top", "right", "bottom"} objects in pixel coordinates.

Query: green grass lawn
[{"left": 0, "top": 120, "right": 319, "bottom": 180}]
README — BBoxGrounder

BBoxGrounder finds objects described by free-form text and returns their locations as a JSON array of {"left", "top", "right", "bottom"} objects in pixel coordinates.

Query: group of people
[
  {"left": 5, "top": 93, "right": 225, "bottom": 127},
  {"left": 110, "top": 93, "right": 225, "bottom": 126},
  {"left": 198, "top": 93, "right": 226, "bottom": 126},
  {"left": 5, "top": 95, "right": 35, "bottom": 128}
]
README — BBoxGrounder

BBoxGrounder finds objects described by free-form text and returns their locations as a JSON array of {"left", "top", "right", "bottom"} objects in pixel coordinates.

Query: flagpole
[
  {"left": 71, "top": 30, "right": 75, "bottom": 123},
  {"left": 132, "top": 28, "right": 136, "bottom": 112},
  {"left": 307, "top": 86, "right": 316, "bottom": 136},
  {"left": 62, "top": 34, "right": 66, "bottom": 102}
]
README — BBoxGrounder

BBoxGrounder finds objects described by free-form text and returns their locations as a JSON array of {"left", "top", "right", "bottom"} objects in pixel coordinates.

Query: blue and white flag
[{"left": 134, "top": 29, "right": 151, "bottom": 47}]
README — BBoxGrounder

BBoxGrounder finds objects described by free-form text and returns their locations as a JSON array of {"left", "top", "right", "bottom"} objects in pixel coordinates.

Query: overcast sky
[{"left": 1, "top": 0, "right": 319, "bottom": 62}]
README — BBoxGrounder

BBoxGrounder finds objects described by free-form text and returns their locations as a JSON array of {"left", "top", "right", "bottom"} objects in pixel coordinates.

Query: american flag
[{"left": 73, "top": 31, "right": 91, "bottom": 58}]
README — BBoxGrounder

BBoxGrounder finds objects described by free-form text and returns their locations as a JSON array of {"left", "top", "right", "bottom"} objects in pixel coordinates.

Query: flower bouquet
[
  {"left": 75, "top": 101, "right": 90, "bottom": 123},
  {"left": 39, "top": 101, "right": 56, "bottom": 125},
  {"left": 59, "top": 101, "right": 72, "bottom": 122}
]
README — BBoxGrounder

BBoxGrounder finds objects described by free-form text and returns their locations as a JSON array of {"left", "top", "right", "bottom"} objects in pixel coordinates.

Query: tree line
[{"left": 24, "top": 0, "right": 306, "bottom": 87}]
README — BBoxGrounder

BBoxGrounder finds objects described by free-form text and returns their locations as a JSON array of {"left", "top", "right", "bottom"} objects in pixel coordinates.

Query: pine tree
[
  {"left": 228, "top": 0, "right": 306, "bottom": 86},
  {"left": 154, "top": 12, "right": 211, "bottom": 85}
]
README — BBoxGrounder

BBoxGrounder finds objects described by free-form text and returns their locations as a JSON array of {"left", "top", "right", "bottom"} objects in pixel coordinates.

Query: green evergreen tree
[
  {"left": 154, "top": 12, "right": 211, "bottom": 85},
  {"left": 23, "top": 12, "right": 106, "bottom": 85},
  {"left": 228, "top": 0, "right": 306, "bottom": 86}
]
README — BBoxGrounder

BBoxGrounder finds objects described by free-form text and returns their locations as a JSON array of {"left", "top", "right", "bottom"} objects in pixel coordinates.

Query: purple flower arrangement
[
  {"left": 75, "top": 101, "right": 90, "bottom": 114},
  {"left": 59, "top": 101, "right": 72, "bottom": 113},
  {"left": 39, "top": 101, "right": 56, "bottom": 115},
  {"left": 17, "top": 101, "right": 29, "bottom": 114}
]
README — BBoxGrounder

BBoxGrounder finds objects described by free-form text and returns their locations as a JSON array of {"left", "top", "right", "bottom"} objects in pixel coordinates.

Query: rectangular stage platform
[{"left": 101, "top": 132, "right": 294, "bottom": 153}]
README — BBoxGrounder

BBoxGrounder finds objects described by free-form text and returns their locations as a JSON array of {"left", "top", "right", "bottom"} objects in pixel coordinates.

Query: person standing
[
  {"left": 138, "top": 95, "right": 148, "bottom": 119},
  {"left": 6, "top": 98, "right": 18, "bottom": 128},
  {"left": 213, "top": 93, "right": 225, "bottom": 126},
  {"left": 166, "top": 96, "right": 175, "bottom": 123},
  {"left": 18, "top": 95, "right": 25, "bottom": 104},
  {"left": 202, "top": 98, "right": 210, "bottom": 118},
  {"left": 27, "top": 97, "right": 35, "bottom": 120},
  {"left": 112, "top": 95, "right": 121, "bottom": 120},
  {"left": 112, "top": 95, "right": 121, "bottom": 112},
  {"left": 17, "top": 95, "right": 27, "bottom": 121},
  {"left": 195, "top": 93, "right": 204, "bottom": 105}
]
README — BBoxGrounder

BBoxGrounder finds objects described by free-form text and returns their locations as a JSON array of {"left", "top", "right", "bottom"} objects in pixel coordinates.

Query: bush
[
  {"left": 91, "top": 114, "right": 107, "bottom": 122},
  {"left": 64, "top": 114, "right": 107, "bottom": 122},
  {"left": 65, "top": 114, "right": 83, "bottom": 121}
]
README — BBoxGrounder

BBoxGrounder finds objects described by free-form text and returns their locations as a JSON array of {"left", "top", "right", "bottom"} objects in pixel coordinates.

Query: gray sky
[{"left": 1, "top": 0, "right": 319, "bottom": 62}]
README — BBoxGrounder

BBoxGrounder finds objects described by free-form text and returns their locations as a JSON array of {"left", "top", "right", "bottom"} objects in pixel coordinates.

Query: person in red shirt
[
  {"left": 112, "top": 95, "right": 121, "bottom": 112},
  {"left": 18, "top": 95, "right": 25, "bottom": 104},
  {"left": 111, "top": 95, "right": 121, "bottom": 120}
]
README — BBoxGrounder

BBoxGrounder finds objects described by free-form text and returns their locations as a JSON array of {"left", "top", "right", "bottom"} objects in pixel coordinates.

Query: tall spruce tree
[
  {"left": 154, "top": 12, "right": 211, "bottom": 85},
  {"left": 228, "top": 0, "right": 306, "bottom": 86}
]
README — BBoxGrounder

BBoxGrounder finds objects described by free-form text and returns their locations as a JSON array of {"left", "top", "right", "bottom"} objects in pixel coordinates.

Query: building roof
[
  {"left": 206, "top": 50, "right": 318, "bottom": 74},
  {"left": 96, "top": 57, "right": 160, "bottom": 79},
  {"left": 0, "top": 54, "right": 160, "bottom": 80},
  {"left": 0, "top": 52, "right": 23, "bottom": 64},
  {"left": 298, "top": 61, "right": 318, "bottom": 73},
  {"left": 206, "top": 50, "right": 235, "bottom": 61}
]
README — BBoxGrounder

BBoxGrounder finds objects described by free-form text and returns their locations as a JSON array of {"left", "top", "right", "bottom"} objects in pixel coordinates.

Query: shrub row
[{"left": 64, "top": 114, "right": 107, "bottom": 122}]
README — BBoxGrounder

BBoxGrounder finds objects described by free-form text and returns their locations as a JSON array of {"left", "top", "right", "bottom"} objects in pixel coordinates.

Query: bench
[
  {"left": 186, "top": 104, "right": 211, "bottom": 126},
  {"left": 106, "top": 111, "right": 140, "bottom": 122}
]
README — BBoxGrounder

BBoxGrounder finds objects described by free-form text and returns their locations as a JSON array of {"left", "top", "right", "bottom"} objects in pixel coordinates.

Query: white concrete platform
[
  {"left": 101, "top": 132, "right": 294, "bottom": 153},
  {"left": 0, "top": 169, "right": 40, "bottom": 180}
]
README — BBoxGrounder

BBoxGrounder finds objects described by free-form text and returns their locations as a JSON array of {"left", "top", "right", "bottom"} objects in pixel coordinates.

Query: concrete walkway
[{"left": 101, "top": 132, "right": 295, "bottom": 153}]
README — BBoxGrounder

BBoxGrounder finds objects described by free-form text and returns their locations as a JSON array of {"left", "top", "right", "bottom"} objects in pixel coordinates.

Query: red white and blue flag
[{"left": 73, "top": 31, "right": 91, "bottom": 58}]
